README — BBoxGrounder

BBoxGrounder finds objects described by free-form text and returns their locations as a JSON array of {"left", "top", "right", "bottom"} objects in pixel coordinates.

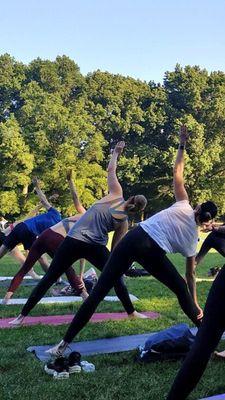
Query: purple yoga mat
[{"left": 0, "top": 311, "right": 160, "bottom": 329}]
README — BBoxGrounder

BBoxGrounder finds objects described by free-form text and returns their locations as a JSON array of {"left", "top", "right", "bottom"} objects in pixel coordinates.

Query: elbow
[{"left": 77, "top": 207, "right": 85, "bottom": 214}]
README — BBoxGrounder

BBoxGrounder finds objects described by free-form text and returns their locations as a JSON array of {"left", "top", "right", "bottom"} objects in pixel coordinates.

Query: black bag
[{"left": 136, "top": 324, "right": 195, "bottom": 363}]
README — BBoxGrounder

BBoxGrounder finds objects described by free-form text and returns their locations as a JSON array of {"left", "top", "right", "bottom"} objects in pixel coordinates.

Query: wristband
[{"left": 179, "top": 144, "right": 185, "bottom": 150}]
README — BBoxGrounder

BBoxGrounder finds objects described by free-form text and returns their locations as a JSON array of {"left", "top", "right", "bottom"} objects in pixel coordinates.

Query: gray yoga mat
[
  {"left": 0, "top": 279, "right": 43, "bottom": 288},
  {"left": 27, "top": 328, "right": 225, "bottom": 362},
  {"left": 2, "top": 294, "right": 139, "bottom": 305},
  {"left": 27, "top": 332, "right": 152, "bottom": 362}
]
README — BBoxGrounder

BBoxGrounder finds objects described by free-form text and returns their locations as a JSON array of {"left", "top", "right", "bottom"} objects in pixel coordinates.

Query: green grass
[{"left": 0, "top": 249, "right": 224, "bottom": 400}]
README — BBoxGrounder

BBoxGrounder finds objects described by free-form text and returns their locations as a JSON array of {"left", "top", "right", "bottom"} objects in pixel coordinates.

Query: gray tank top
[
  {"left": 62, "top": 218, "right": 79, "bottom": 234},
  {"left": 68, "top": 198, "right": 127, "bottom": 246}
]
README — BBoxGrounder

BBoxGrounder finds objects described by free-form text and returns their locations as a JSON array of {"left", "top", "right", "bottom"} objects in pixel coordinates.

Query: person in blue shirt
[{"left": 0, "top": 177, "right": 61, "bottom": 261}]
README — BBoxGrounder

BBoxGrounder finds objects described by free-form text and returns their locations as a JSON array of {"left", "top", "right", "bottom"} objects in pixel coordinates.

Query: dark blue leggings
[{"left": 166, "top": 264, "right": 225, "bottom": 400}]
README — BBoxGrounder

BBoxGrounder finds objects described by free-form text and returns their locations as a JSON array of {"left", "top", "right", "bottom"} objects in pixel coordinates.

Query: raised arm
[
  {"left": 107, "top": 141, "right": 124, "bottom": 196},
  {"left": 32, "top": 177, "right": 52, "bottom": 211},
  {"left": 66, "top": 170, "right": 86, "bottom": 214},
  {"left": 173, "top": 125, "right": 189, "bottom": 202}
]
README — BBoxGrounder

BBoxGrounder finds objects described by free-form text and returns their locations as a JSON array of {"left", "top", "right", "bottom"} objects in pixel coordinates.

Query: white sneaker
[
  {"left": 28, "top": 271, "right": 42, "bottom": 280},
  {"left": 53, "top": 370, "right": 69, "bottom": 380},
  {"left": 46, "top": 340, "right": 68, "bottom": 357},
  {"left": 9, "top": 315, "right": 24, "bottom": 326},
  {"left": 83, "top": 268, "right": 97, "bottom": 280}
]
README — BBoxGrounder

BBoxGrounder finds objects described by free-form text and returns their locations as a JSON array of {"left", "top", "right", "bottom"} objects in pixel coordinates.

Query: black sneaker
[
  {"left": 208, "top": 266, "right": 221, "bottom": 277},
  {"left": 44, "top": 357, "right": 69, "bottom": 379},
  {"left": 68, "top": 351, "right": 81, "bottom": 374}
]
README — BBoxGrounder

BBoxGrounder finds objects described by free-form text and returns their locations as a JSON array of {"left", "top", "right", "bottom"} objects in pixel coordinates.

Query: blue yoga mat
[
  {"left": 200, "top": 395, "right": 225, "bottom": 400},
  {"left": 27, "top": 332, "right": 152, "bottom": 362},
  {"left": 27, "top": 328, "right": 225, "bottom": 363}
]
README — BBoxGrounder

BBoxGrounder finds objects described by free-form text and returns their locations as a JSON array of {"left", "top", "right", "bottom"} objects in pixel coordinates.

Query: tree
[{"left": 0, "top": 116, "right": 33, "bottom": 215}]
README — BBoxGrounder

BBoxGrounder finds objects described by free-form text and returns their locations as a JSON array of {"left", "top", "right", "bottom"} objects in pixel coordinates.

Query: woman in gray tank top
[
  {"left": 12, "top": 142, "right": 148, "bottom": 326},
  {"left": 24, "top": 126, "right": 217, "bottom": 359}
]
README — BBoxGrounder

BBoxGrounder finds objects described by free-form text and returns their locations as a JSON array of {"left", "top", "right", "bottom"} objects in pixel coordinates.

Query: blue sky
[{"left": 1, "top": 0, "right": 225, "bottom": 83}]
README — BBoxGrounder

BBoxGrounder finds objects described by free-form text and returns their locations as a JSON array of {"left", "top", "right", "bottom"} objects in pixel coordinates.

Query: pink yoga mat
[{"left": 0, "top": 311, "right": 160, "bottom": 329}]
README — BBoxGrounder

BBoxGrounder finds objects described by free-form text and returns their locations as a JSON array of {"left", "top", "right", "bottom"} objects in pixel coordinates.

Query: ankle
[
  {"left": 80, "top": 290, "right": 89, "bottom": 301},
  {"left": 5, "top": 291, "right": 13, "bottom": 300}
]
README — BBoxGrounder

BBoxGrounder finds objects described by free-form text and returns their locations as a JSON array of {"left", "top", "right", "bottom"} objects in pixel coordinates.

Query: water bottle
[{"left": 81, "top": 360, "right": 95, "bottom": 372}]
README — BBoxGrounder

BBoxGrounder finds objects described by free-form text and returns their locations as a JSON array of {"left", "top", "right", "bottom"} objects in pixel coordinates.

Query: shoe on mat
[
  {"left": 45, "top": 340, "right": 68, "bottom": 357},
  {"left": 44, "top": 357, "right": 69, "bottom": 379},
  {"left": 208, "top": 266, "right": 221, "bottom": 277},
  {"left": 67, "top": 351, "right": 82, "bottom": 373}
]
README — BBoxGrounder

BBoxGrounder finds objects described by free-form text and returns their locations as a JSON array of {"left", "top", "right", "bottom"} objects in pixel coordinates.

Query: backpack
[{"left": 136, "top": 324, "right": 195, "bottom": 363}]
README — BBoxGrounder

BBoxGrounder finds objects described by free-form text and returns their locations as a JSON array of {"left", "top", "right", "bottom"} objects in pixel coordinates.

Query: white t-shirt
[{"left": 140, "top": 200, "right": 198, "bottom": 257}]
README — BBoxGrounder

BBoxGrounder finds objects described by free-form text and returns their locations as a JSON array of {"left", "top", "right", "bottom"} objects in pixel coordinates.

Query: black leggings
[
  {"left": 61, "top": 226, "right": 200, "bottom": 343},
  {"left": 166, "top": 264, "right": 225, "bottom": 400},
  {"left": 21, "top": 237, "right": 135, "bottom": 316},
  {"left": 196, "top": 231, "right": 225, "bottom": 264}
]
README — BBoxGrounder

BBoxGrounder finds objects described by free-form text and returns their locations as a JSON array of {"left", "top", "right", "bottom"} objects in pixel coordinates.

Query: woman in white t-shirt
[{"left": 41, "top": 126, "right": 218, "bottom": 357}]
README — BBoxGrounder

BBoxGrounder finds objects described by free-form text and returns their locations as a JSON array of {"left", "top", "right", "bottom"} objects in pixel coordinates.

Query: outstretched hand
[
  {"left": 114, "top": 141, "right": 125, "bottom": 156},
  {"left": 179, "top": 125, "right": 189, "bottom": 143},
  {"left": 49, "top": 193, "right": 59, "bottom": 201},
  {"left": 196, "top": 304, "right": 204, "bottom": 320},
  {"left": 32, "top": 176, "right": 40, "bottom": 187},
  {"left": 66, "top": 169, "right": 73, "bottom": 181}
]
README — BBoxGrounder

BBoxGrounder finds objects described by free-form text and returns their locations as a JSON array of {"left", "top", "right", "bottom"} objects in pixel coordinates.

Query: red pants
[{"left": 8, "top": 229, "right": 85, "bottom": 294}]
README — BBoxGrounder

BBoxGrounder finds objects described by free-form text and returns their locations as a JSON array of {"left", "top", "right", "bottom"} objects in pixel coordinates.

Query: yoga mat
[
  {"left": 27, "top": 332, "right": 153, "bottom": 361},
  {"left": 196, "top": 278, "right": 214, "bottom": 282},
  {"left": 27, "top": 328, "right": 225, "bottom": 362},
  {"left": 0, "top": 276, "right": 40, "bottom": 281},
  {"left": 0, "top": 311, "right": 160, "bottom": 328},
  {"left": 1, "top": 294, "right": 139, "bottom": 305},
  {"left": 0, "top": 279, "right": 43, "bottom": 288},
  {"left": 200, "top": 395, "right": 225, "bottom": 400}
]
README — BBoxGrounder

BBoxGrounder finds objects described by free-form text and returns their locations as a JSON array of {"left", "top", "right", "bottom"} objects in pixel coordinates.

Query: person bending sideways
[
  {"left": 3, "top": 171, "right": 87, "bottom": 304},
  {"left": 0, "top": 229, "right": 40, "bottom": 280},
  {"left": 0, "top": 178, "right": 61, "bottom": 269},
  {"left": 0, "top": 197, "right": 59, "bottom": 278},
  {"left": 13, "top": 129, "right": 217, "bottom": 348},
  {"left": 42, "top": 124, "right": 217, "bottom": 357},
  {"left": 166, "top": 263, "right": 225, "bottom": 400},
  {"left": 11, "top": 141, "right": 148, "bottom": 326}
]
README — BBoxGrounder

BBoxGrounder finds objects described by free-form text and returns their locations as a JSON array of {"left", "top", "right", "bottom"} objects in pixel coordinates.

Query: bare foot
[
  {"left": 28, "top": 271, "right": 42, "bottom": 280},
  {"left": 9, "top": 315, "right": 25, "bottom": 326},
  {"left": 128, "top": 311, "right": 148, "bottom": 319},
  {"left": 214, "top": 350, "right": 225, "bottom": 359},
  {"left": 2, "top": 292, "right": 13, "bottom": 305}
]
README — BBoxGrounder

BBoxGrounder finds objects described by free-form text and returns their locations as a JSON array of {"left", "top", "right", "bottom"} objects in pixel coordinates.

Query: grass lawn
[{"left": 0, "top": 244, "right": 224, "bottom": 400}]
